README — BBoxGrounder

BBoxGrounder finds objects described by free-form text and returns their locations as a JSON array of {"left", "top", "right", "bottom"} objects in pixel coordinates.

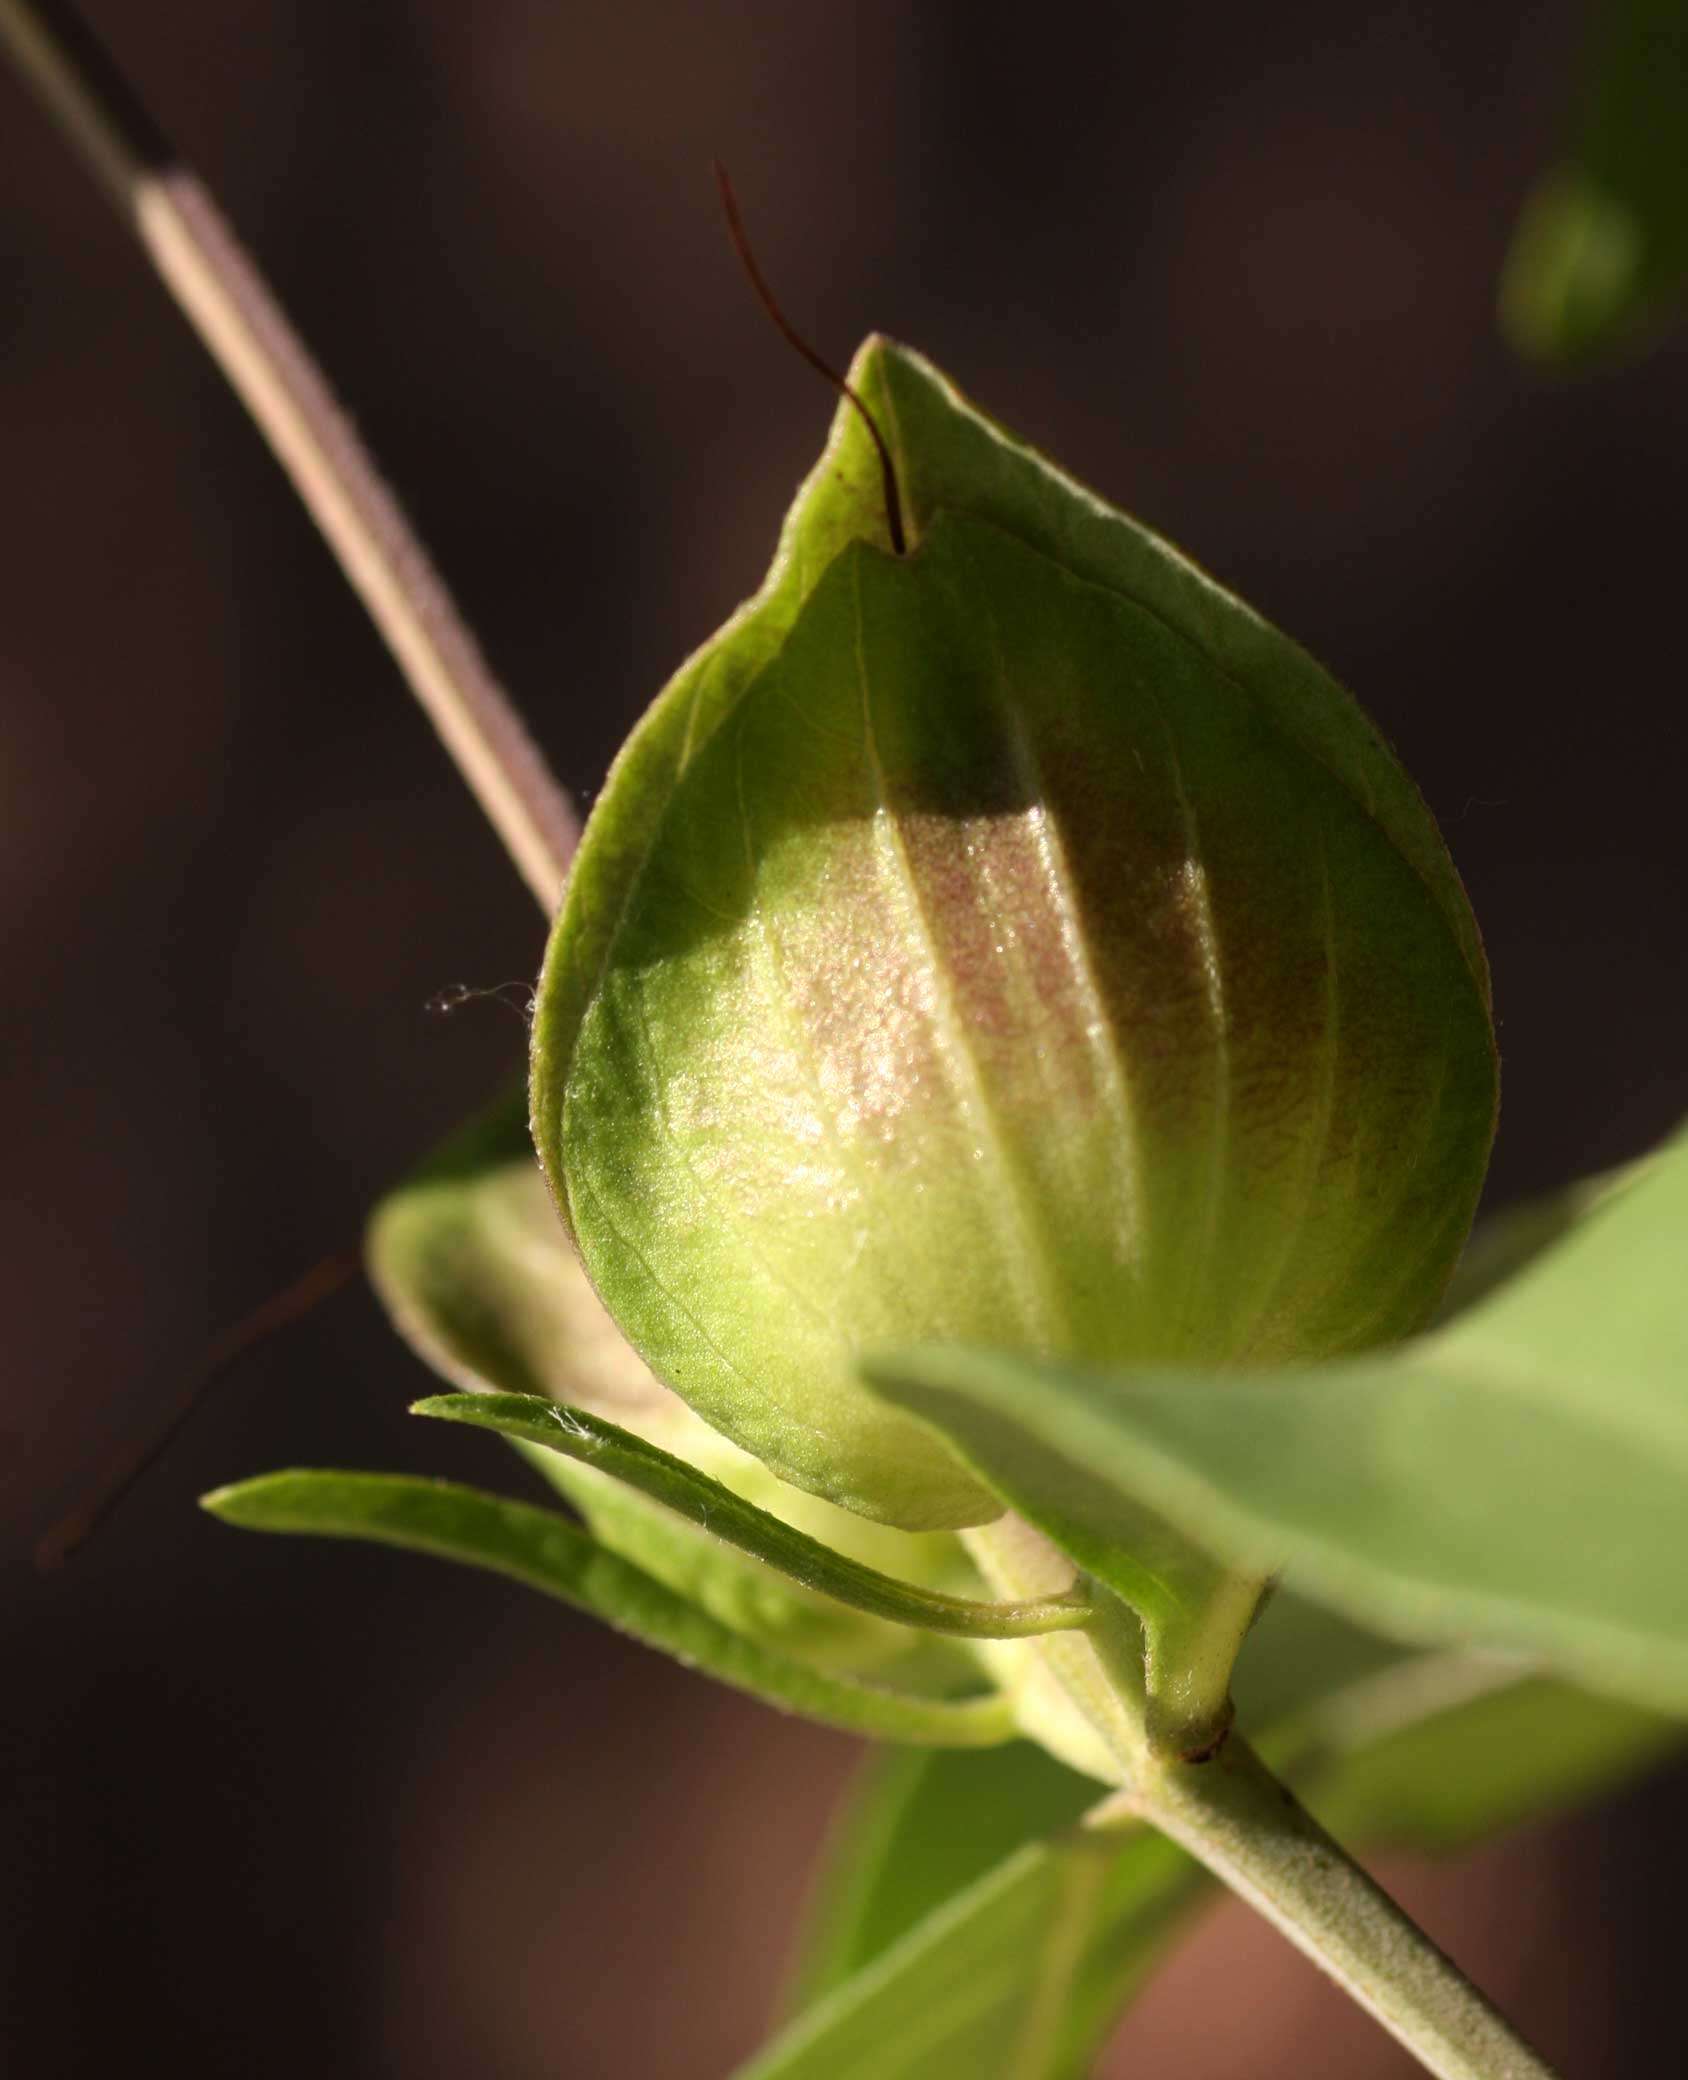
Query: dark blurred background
[{"left": 3, "top": 2, "right": 1685, "bottom": 2073}]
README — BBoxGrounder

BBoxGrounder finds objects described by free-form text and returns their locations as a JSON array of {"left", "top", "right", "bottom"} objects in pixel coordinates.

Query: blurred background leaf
[
  {"left": 784, "top": 1740, "right": 1100, "bottom": 2015},
  {"left": 1501, "top": 0, "right": 1688, "bottom": 361}
]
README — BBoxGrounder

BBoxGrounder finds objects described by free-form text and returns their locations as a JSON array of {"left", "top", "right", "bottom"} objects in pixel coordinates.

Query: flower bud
[{"left": 531, "top": 339, "right": 1497, "bottom": 1532}]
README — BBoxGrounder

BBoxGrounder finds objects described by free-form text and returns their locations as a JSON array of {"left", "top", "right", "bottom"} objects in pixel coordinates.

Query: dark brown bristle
[{"left": 712, "top": 161, "right": 906, "bottom": 556}]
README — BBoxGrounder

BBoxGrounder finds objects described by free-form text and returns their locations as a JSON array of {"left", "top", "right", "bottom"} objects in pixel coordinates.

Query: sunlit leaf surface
[{"left": 867, "top": 1124, "right": 1688, "bottom": 1712}]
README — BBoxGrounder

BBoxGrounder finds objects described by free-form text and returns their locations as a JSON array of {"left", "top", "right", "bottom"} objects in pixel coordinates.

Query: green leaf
[
  {"left": 767, "top": 1602, "right": 1313, "bottom": 2073},
  {"left": 532, "top": 337, "right": 1494, "bottom": 1537},
  {"left": 866, "top": 1121, "right": 1688, "bottom": 1712},
  {"left": 1432, "top": 1154, "right": 1638, "bottom": 1326},
  {"left": 746, "top": 1644, "right": 1677, "bottom": 2080},
  {"left": 740, "top": 1810, "right": 1198, "bottom": 2080},
  {"left": 849, "top": 1313, "right": 1266, "bottom": 1757},
  {"left": 1501, "top": 0, "right": 1688, "bottom": 362},
  {"left": 1229, "top": 1588, "right": 1421, "bottom": 1728},
  {"left": 414, "top": 1392, "right": 1092, "bottom": 1641},
  {"left": 1241, "top": 1596, "right": 1680, "bottom": 1855},
  {"left": 202, "top": 1472, "right": 1014, "bottom": 1749},
  {"left": 785, "top": 1741, "right": 1097, "bottom": 2013},
  {"left": 367, "top": 1092, "right": 987, "bottom": 1682},
  {"left": 1297, "top": 1661, "right": 1680, "bottom": 1853}
]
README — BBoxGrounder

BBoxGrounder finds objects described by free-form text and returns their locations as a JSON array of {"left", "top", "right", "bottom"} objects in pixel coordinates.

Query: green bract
[{"left": 530, "top": 338, "right": 1497, "bottom": 1532}]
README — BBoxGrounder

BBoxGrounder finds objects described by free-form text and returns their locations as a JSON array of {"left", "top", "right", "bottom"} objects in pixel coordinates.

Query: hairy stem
[
  {"left": 0, "top": 0, "right": 577, "bottom": 912},
  {"left": 973, "top": 1513, "right": 1561, "bottom": 2077},
  {"left": 1119, "top": 1738, "right": 1563, "bottom": 2080}
]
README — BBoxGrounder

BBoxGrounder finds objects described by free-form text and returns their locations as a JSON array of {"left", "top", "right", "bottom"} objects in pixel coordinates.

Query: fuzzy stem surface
[{"left": 1116, "top": 1737, "right": 1563, "bottom": 2080}]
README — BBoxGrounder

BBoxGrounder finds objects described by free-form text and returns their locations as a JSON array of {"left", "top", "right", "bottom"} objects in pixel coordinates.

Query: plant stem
[
  {"left": 0, "top": 0, "right": 577, "bottom": 914},
  {"left": 976, "top": 1514, "right": 1561, "bottom": 2078},
  {"left": 962, "top": 1514, "right": 1146, "bottom": 1785},
  {"left": 1118, "top": 1737, "right": 1563, "bottom": 2080},
  {"left": 1137, "top": 1562, "right": 1263, "bottom": 1761}
]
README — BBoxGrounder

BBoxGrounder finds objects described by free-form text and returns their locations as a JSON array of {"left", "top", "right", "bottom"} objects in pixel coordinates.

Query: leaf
[
  {"left": 414, "top": 1392, "right": 1092, "bottom": 1640},
  {"left": 1297, "top": 1661, "right": 1680, "bottom": 1853},
  {"left": 532, "top": 337, "right": 1494, "bottom": 1537},
  {"left": 740, "top": 1811, "right": 1198, "bottom": 2080},
  {"left": 1500, "top": 0, "right": 1688, "bottom": 362},
  {"left": 745, "top": 1640, "right": 1678, "bottom": 2080},
  {"left": 202, "top": 1472, "right": 1014, "bottom": 1749},
  {"left": 778, "top": 1599, "right": 1433, "bottom": 2026},
  {"left": 785, "top": 1741, "right": 1098, "bottom": 2013},
  {"left": 865, "top": 1121, "right": 1688, "bottom": 1712},
  {"left": 1432, "top": 1153, "right": 1639, "bottom": 1326},
  {"left": 1230, "top": 1588, "right": 1421, "bottom": 1727},
  {"left": 367, "top": 1092, "right": 988, "bottom": 1683},
  {"left": 847, "top": 1299, "right": 1267, "bottom": 1755}
]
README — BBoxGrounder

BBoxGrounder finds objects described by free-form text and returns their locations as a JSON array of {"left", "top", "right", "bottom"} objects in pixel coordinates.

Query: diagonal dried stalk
[{"left": 0, "top": 0, "right": 578, "bottom": 913}]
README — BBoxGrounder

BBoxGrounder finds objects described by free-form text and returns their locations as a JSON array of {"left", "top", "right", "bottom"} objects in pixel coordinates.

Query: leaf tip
[
  {"left": 198, "top": 1477, "right": 268, "bottom": 1525},
  {"left": 408, "top": 1394, "right": 464, "bottom": 1421}
]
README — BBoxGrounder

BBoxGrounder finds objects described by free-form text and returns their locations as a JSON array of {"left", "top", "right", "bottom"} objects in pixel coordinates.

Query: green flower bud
[{"left": 531, "top": 339, "right": 1497, "bottom": 1533}]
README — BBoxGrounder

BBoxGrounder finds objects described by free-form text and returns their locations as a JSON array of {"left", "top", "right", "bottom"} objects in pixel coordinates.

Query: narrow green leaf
[
  {"left": 1501, "top": 0, "right": 1688, "bottom": 362},
  {"left": 203, "top": 1472, "right": 1013, "bottom": 1749},
  {"left": 413, "top": 1392, "right": 1092, "bottom": 1641},
  {"left": 866, "top": 1123, "right": 1688, "bottom": 1711},
  {"left": 367, "top": 1094, "right": 989, "bottom": 1684}
]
